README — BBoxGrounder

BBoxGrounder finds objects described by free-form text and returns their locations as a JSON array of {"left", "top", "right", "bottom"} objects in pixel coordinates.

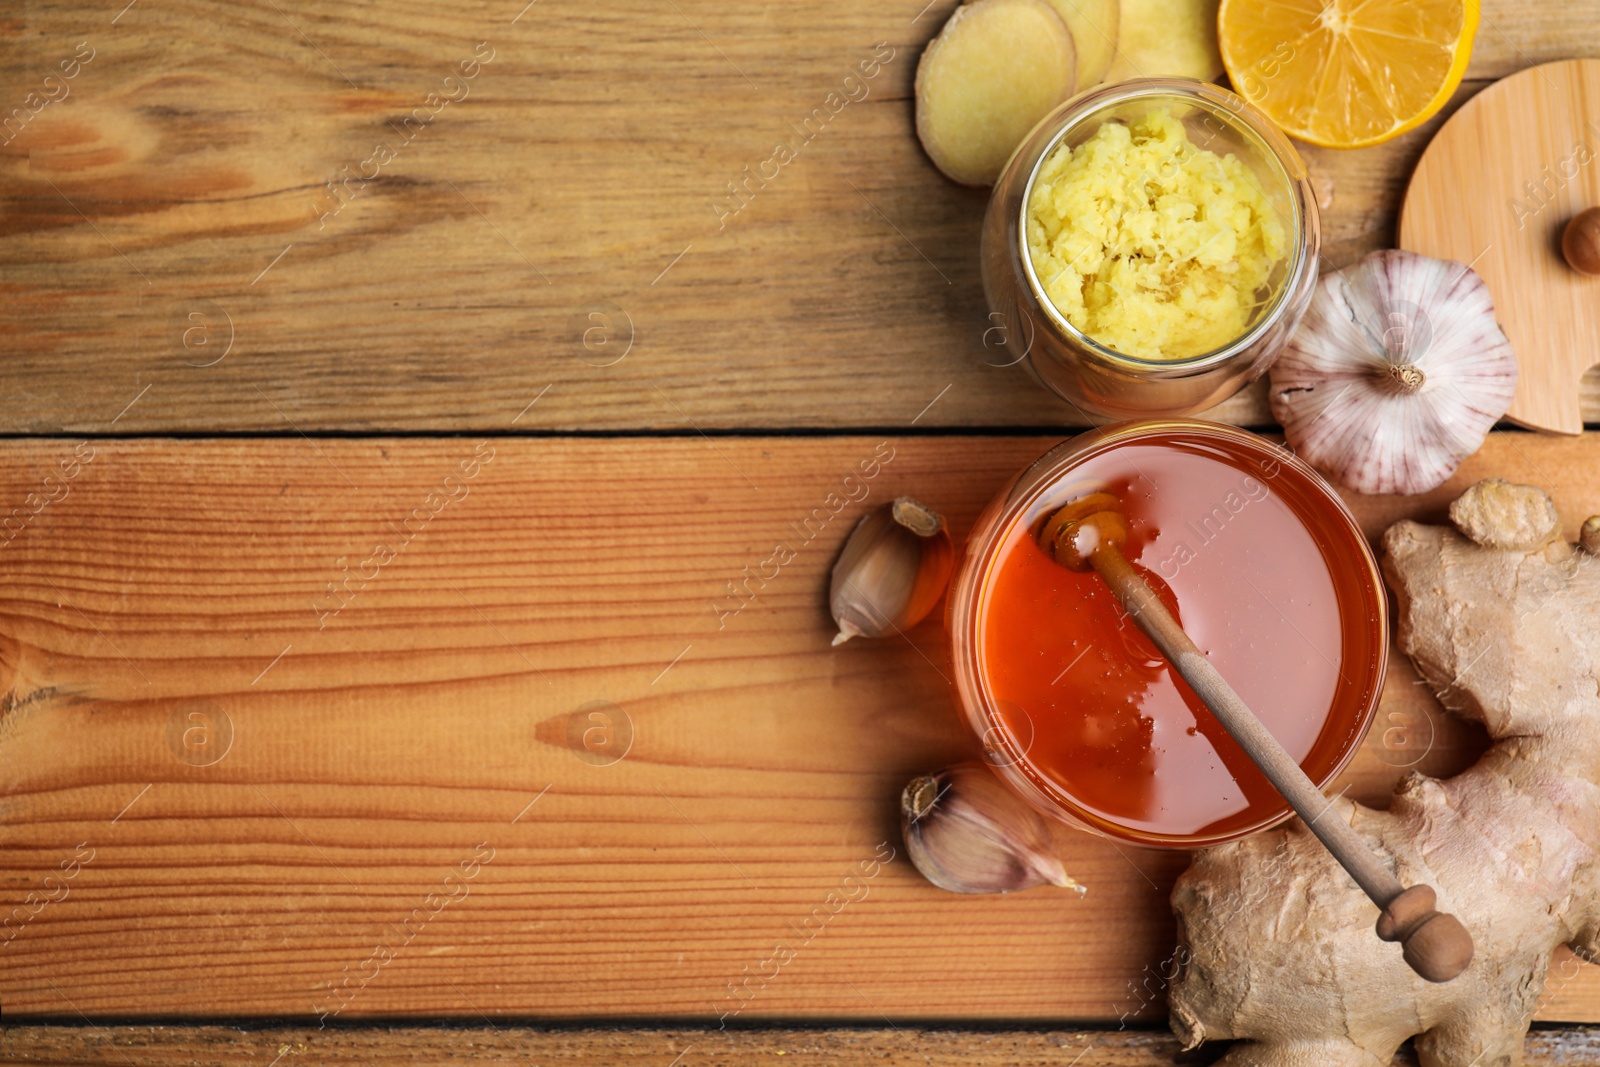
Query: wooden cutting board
[{"left": 1400, "top": 59, "right": 1600, "bottom": 435}]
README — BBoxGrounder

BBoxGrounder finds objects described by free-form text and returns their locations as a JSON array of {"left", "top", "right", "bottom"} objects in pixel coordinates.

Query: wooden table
[{"left": 1, "top": 0, "right": 1596, "bottom": 1062}]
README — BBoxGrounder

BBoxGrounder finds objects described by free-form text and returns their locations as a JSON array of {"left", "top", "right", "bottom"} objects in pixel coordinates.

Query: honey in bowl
[{"left": 952, "top": 422, "right": 1386, "bottom": 847}]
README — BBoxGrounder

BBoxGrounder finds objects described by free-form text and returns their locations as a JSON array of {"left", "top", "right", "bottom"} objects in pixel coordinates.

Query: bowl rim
[
  {"left": 1016, "top": 78, "right": 1315, "bottom": 374},
  {"left": 948, "top": 419, "right": 1390, "bottom": 849}
]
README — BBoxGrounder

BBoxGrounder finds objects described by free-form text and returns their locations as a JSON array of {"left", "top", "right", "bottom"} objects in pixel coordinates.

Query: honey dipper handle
[{"left": 1089, "top": 545, "right": 1474, "bottom": 983}]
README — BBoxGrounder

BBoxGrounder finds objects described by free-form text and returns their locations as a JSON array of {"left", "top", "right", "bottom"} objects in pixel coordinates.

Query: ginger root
[
  {"left": 1104, "top": 0, "right": 1222, "bottom": 83},
  {"left": 1042, "top": 0, "right": 1120, "bottom": 91},
  {"left": 914, "top": 0, "right": 1078, "bottom": 186},
  {"left": 1169, "top": 479, "right": 1600, "bottom": 1067}
]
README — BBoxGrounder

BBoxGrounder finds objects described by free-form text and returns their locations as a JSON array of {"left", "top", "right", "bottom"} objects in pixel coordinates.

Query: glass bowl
[
  {"left": 979, "top": 79, "right": 1321, "bottom": 420},
  {"left": 948, "top": 421, "right": 1387, "bottom": 848}
]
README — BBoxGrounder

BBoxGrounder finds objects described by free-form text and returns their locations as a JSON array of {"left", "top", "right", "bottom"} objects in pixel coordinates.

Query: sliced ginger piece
[
  {"left": 1104, "top": 0, "right": 1221, "bottom": 83},
  {"left": 916, "top": 0, "right": 1078, "bottom": 186},
  {"left": 959, "top": 0, "right": 1117, "bottom": 90},
  {"left": 1040, "top": 0, "right": 1120, "bottom": 90}
]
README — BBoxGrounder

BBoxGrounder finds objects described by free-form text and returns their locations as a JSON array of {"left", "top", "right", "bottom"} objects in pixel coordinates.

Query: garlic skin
[
  {"left": 901, "top": 761, "right": 1085, "bottom": 895},
  {"left": 1269, "top": 250, "right": 1517, "bottom": 496},
  {"left": 829, "top": 497, "right": 954, "bottom": 646}
]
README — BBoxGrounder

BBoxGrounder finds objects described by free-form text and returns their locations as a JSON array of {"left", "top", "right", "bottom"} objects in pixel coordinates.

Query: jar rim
[{"left": 1015, "top": 78, "right": 1315, "bottom": 375}]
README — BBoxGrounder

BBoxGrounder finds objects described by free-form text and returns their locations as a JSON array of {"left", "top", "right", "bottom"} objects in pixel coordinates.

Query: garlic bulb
[
  {"left": 901, "top": 762, "right": 1085, "bottom": 895},
  {"left": 829, "top": 497, "right": 954, "bottom": 646},
  {"left": 1269, "top": 250, "right": 1517, "bottom": 496}
]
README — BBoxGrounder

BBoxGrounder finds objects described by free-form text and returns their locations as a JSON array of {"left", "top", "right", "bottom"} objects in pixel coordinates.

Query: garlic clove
[
  {"left": 1268, "top": 249, "right": 1518, "bottom": 497},
  {"left": 901, "top": 761, "right": 1086, "bottom": 895},
  {"left": 829, "top": 496, "right": 955, "bottom": 646},
  {"left": 1583, "top": 516, "right": 1600, "bottom": 557}
]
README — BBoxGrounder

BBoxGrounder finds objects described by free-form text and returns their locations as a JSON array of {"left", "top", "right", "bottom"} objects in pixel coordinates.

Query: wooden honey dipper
[{"left": 1037, "top": 491, "right": 1474, "bottom": 983}]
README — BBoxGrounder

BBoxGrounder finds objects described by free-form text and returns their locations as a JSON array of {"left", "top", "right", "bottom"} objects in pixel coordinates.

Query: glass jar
[
  {"left": 980, "top": 79, "right": 1321, "bottom": 420},
  {"left": 948, "top": 421, "right": 1386, "bottom": 848}
]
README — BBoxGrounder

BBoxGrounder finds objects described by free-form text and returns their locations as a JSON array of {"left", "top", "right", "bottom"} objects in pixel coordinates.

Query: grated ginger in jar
[{"left": 1025, "top": 108, "right": 1287, "bottom": 361}]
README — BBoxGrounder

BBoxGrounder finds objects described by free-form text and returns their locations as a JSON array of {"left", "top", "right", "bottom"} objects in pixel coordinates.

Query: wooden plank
[
  {"left": 1, "top": 433, "right": 1597, "bottom": 1022},
  {"left": 1, "top": 1026, "right": 1599, "bottom": 1067},
  {"left": 2, "top": 1, "right": 1599, "bottom": 434}
]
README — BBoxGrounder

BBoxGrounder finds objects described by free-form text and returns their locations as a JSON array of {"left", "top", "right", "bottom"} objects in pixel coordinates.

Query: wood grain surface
[
  {"left": 2, "top": 0, "right": 1599, "bottom": 433},
  {"left": 2, "top": 434, "right": 1597, "bottom": 1021},
  {"left": 1401, "top": 59, "right": 1600, "bottom": 435},
  {"left": 1, "top": 1025, "right": 1599, "bottom": 1067}
]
